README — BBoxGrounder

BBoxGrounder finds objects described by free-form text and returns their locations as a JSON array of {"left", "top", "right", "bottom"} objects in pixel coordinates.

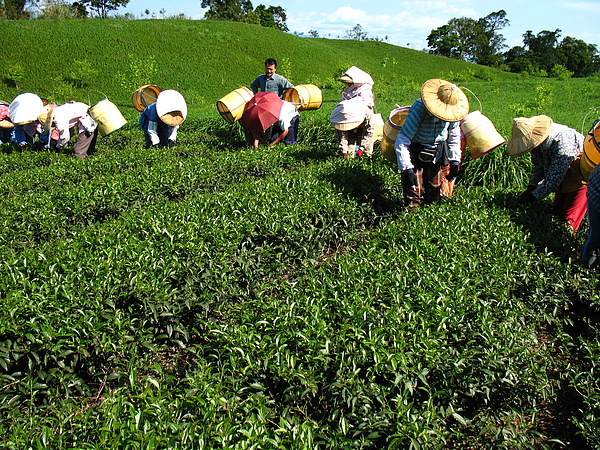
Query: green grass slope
[
  {"left": 0, "top": 19, "right": 517, "bottom": 117},
  {"left": 2, "top": 19, "right": 597, "bottom": 137}
]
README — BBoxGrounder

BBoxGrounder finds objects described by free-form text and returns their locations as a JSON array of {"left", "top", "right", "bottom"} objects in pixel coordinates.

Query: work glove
[
  {"left": 518, "top": 186, "right": 537, "bottom": 204},
  {"left": 167, "top": 139, "right": 175, "bottom": 148},
  {"left": 402, "top": 169, "right": 417, "bottom": 190},
  {"left": 446, "top": 162, "right": 459, "bottom": 182}
]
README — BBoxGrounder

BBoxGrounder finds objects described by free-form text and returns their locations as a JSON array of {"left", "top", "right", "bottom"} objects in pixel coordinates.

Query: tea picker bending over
[
  {"left": 251, "top": 100, "right": 299, "bottom": 148},
  {"left": 140, "top": 90, "right": 187, "bottom": 149},
  {"left": 38, "top": 101, "right": 98, "bottom": 158},
  {"left": 8, "top": 93, "right": 49, "bottom": 150},
  {"left": 330, "top": 66, "right": 375, "bottom": 158},
  {"left": 394, "top": 79, "right": 469, "bottom": 209},
  {"left": 506, "top": 115, "right": 587, "bottom": 232},
  {"left": 0, "top": 101, "right": 12, "bottom": 144}
]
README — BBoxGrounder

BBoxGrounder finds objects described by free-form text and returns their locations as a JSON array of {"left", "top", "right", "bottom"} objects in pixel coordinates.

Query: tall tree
[
  {"left": 81, "top": 0, "right": 128, "bottom": 18},
  {"left": 201, "top": 0, "right": 253, "bottom": 21},
  {"left": 559, "top": 37, "right": 598, "bottom": 77},
  {"left": 201, "top": 0, "right": 288, "bottom": 31},
  {"left": 252, "top": 4, "right": 287, "bottom": 31},
  {"left": 3, "top": 0, "right": 32, "bottom": 19},
  {"left": 344, "top": 23, "right": 368, "bottom": 41},
  {"left": 447, "top": 17, "right": 477, "bottom": 60},
  {"left": 427, "top": 10, "right": 508, "bottom": 66},
  {"left": 505, "top": 29, "right": 563, "bottom": 74},
  {"left": 426, "top": 24, "right": 462, "bottom": 59},
  {"left": 471, "top": 10, "right": 509, "bottom": 67}
]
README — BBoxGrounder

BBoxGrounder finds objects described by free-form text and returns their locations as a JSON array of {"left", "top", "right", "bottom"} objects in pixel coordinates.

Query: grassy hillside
[
  {"left": 2, "top": 19, "right": 598, "bottom": 135},
  {"left": 0, "top": 19, "right": 517, "bottom": 115},
  {"left": 2, "top": 18, "right": 600, "bottom": 449}
]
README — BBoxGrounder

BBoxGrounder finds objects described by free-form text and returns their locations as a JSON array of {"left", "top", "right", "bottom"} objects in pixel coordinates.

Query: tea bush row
[{"left": 1, "top": 115, "right": 600, "bottom": 448}]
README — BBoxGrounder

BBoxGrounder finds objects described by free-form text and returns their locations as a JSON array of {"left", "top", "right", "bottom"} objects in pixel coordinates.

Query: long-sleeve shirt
[
  {"left": 528, "top": 124, "right": 584, "bottom": 200},
  {"left": 394, "top": 98, "right": 461, "bottom": 171},
  {"left": 341, "top": 83, "right": 374, "bottom": 108},
  {"left": 52, "top": 101, "right": 94, "bottom": 148},
  {"left": 139, "top": 103, "right": 178, "bottom": 146},
  {"left": 250, "top": 73, "right": 294, "bottom": 98}
]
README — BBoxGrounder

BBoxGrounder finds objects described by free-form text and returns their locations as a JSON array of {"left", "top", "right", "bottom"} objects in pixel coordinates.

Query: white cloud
[
  {"left": 328, "top": 6, "right": 367, "bottom": 23},
  {"left": 559, "top": 1, "right": 600, "bottom": 12}
]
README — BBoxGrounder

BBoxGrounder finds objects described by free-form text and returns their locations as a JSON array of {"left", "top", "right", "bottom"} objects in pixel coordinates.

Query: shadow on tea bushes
[
  {"left": 320, "top": 162, "right": 404, "bottom": 220},
  {"left": 484, "top": 189, "right": 584, "bottom": 260}
]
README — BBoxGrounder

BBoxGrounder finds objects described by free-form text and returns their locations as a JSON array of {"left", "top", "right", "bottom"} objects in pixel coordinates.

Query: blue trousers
[
  {"left": 270, "top": 115, "right": 299, "bottom": 145},
  {"left": 582, "top": 205, "right": 600, "bottom": 266}
]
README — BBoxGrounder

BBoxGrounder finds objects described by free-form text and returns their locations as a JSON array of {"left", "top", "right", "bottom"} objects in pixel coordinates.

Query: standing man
[
  {"left": 394, "top": 79, "right": 469, "bottom": 209},
  {"left": 248, "top": 58, "right": 298, "bottom": 146},
  {"left": 251, "top": 58, "right": 294, "bottom": 99}
]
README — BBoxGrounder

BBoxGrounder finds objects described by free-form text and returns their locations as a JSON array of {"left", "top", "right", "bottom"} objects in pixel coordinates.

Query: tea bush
[{"left": 1, "top": 18, "right": 600, "bottom": 449}]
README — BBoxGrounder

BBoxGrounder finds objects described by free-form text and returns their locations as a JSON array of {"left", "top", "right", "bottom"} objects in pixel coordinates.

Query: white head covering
[
  {"left": 330, "top": 96, "right": 367, "bottom": 130},
  {"left": 9, "top": 93, "right": 45, "bottom": 125},
  {"left": 156, "top": 90, "right": 187, "bottom": 126},
  {"left": 341, "top": 66, "right": 374, "bottom": 86}
]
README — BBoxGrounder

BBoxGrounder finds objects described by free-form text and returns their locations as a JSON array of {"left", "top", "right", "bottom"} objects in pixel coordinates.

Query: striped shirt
[{"left": 394, "top": 98, "right": 461, "bottom": 171}]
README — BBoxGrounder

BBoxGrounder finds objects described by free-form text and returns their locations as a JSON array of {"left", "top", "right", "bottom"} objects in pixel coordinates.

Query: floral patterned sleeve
[
  {"left": 531, "top": 136, "right": 577, "bottom": 200},
  {"left": 529, "top": 150, "right": 545, "bottom": 187}
]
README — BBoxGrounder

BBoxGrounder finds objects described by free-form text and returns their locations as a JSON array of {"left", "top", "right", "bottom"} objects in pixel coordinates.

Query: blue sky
[{"left": 121, "top": 0, "right": 600, "bottom": 50}]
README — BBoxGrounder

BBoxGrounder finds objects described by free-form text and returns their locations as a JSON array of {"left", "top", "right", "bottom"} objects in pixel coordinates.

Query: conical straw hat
[
  {"left": 421, "top": 79, "right": 469, "bottom": 122},
  {"left": 506, "top": 115, "right": 553, "bottom": 157},
  {"left": 37, "top": 104, "right": 56, "bottom": 133}
]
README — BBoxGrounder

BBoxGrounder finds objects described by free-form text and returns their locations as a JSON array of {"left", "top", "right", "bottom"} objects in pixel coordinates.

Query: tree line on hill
[
  {"left": 0, "top": 0, "right": 288, "bottom": 28},
  {"left": 426, "top": 10, "right": 599, "bottom": 78}
]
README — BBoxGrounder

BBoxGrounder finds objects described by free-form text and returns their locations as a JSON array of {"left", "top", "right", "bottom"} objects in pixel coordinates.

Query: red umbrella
[{"left": 241, "top": 92, "right": 284, "bottom": 132}]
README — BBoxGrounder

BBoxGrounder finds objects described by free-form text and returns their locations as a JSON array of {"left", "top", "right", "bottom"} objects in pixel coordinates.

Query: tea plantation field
[{"left": 1, "top": 18, "right": 600, "bottom": 449}]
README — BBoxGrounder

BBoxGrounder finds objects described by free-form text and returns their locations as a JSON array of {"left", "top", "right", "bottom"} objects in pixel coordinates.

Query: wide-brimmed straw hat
[
  {"left": 156, "top": 90, "right": 187, "bottom": 127},
  {"left": 333, "top": 121, "right": 363, "bottom": 131},
  {"left": 37, "top": 104, "right": 56, "bottom": 133},
  {"left": 421, "top": 79, "right": 469, "bottom": 122},
  {"left": 160, "top": 111, "right": 185, "bottom": 127},
  {"left": 506, "top": 115, "right": 553, "bottom": 157}
]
